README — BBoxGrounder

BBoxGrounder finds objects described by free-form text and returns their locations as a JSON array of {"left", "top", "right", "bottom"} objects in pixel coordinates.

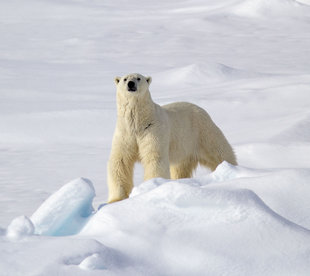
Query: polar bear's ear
[
  {"left": 114, "top": 76, "right": 121, "bottom": 85},
  {"left": 146, "top": 76, "right": 152, "bottom": 85}
]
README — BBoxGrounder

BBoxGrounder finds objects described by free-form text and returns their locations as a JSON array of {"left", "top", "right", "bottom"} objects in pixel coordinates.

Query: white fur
[{"left": 107, "top": 73, "right": 237, "bottom": 203}]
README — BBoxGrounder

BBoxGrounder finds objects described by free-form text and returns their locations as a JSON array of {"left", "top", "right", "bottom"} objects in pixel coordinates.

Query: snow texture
[{"left": 1, "top": 0, "right": 310, "bottom": 275}]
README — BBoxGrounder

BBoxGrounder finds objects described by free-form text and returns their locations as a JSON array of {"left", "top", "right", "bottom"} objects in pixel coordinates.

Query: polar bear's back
[
  {"left": 162, "top": 102, "right": 214, "bottom": 134},
  {"left": 162, "top": 102, "right": 236, "bottom": 166},
  {"left": 162, "top": 102, "right": 211, "bottom": 120},
  {"left": 161, "top": 102, "right": 210, "bottom": 163}
]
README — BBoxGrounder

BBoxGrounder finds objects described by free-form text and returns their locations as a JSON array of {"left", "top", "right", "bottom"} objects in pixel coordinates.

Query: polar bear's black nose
[{"left": 127, "top": 81, "right": 136, "bottom": 92}]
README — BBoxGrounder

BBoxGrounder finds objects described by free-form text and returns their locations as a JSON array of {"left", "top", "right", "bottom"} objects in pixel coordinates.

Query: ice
[{"left": 31, "top": 177, "right": 95, "bottom": 236}]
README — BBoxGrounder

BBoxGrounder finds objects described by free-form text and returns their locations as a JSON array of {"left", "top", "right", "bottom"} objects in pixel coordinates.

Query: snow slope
[{"left": 1, "top": 0, "right": 310, "bottom": 275}]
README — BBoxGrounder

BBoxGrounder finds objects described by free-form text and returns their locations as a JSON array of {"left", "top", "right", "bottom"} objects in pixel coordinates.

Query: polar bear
[{"left": 107, "top": 73, "right": 237, "bottom": 203}]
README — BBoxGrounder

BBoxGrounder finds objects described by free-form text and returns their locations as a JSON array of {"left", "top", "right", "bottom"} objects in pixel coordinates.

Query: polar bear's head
[{"left": 114, "top": 73, "right": 152, "bottom": 95}]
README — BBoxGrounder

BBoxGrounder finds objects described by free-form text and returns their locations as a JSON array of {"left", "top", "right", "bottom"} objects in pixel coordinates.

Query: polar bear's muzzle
[{"left": 127, "top": 81, "right": 137, "bottom": 92}]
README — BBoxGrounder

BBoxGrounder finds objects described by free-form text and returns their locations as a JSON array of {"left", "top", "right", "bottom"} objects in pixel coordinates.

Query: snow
[
  {"left": 1, "top": 0, "right": 310, "bottom": 275},
  {"left": 6, "top": 216, "right": 34, "bottom": 240},
  {"left": 2, "top": 163, "right": 310, "bottom": 275},
  {"left": 231, "top": 0, "right": 304, "bottom": 17},
  {"left": 79, "top": 253, "right": 107, "bottom": 271}
]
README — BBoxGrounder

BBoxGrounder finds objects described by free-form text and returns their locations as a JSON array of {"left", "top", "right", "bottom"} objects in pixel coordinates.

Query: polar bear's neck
[{"left": 117, "top": 90, "right": 156, "bottom": 133}]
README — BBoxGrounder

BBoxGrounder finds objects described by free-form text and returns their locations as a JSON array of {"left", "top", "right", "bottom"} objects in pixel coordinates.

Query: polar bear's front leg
[
  {"left": 139, "top": 134, "right": 170, "bottom": 180},
  {"left": 142, "top": 154, "right": 170, "bottom": 180},
  {"left": 107, "top": 140, "right": 137, "bottom": 203}
]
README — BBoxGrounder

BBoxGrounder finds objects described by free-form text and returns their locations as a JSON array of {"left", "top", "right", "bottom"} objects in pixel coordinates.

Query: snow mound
[
  {"left": 3, "top": 163, "right": 310, "bottom": 275},
  {"left": 79, "top": 253, "right": 107, "bottom": 270},
  {"left": 86, "top": 163, "right": 305, "bottom": 234},
  {"left": 231, "top": 0, "right": 304, "bottom": 17},
  {"left": 31, "top": 177, "right": 95, "bottom": 236},
  {"left": 152, "top": 63, "right": 261, "bottom": 87},
  {"left": 6, "top": 216, "right": 34, "bottom": 239},
  {"left": 78, "top": 162, "right": 310, "bottom": 275}
]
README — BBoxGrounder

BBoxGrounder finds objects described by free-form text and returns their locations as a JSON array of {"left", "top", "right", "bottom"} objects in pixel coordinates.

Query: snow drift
[{"left": 2, "top": 162, "right": 310, "bottom": 275}]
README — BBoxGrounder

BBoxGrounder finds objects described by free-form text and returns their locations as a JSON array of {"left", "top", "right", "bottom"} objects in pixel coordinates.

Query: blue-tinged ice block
[{"left": 31, "top": 177, "right": 95, "bottom": 236}]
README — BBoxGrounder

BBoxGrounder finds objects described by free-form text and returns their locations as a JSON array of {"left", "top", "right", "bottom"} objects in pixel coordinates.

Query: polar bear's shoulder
[
  {"left": 162, "top": 102, "right": 206, "bottom": 114},
  {"left": 163, "top": 101, "right": 196, "bottom": 109}
]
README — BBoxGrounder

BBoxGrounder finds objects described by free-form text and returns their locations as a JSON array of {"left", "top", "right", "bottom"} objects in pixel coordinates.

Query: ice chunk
[
  {"left": 6, "top": 216, "right": 34, "bottom": 239},
  {"left": 31, "top": 177, "right": 95, "bottom": 236}
]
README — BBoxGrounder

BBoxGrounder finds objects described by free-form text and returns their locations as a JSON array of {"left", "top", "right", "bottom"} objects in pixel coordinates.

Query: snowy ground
[{"left": 1, "top": 0, "right": 310, "bottom": 275}]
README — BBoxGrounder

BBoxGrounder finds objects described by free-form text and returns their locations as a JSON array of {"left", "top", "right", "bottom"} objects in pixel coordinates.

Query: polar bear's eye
[
  {"left": 137, "top": 78, "right": 141, "bottom": 81},
  {"left": 124, "top": 78, "right": 127, "bottom": 82}
]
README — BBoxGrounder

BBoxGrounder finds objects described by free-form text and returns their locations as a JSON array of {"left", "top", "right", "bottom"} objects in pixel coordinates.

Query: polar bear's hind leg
[{"left": 170, "top": 158, "right": 198, "bottom": 179}]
